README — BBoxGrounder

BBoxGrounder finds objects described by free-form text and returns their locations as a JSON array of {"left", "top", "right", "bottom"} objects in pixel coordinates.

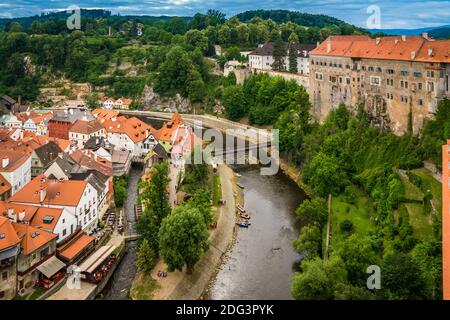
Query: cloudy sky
[{"left": 0, "top": 0, "right": 449, "bottom": 29}]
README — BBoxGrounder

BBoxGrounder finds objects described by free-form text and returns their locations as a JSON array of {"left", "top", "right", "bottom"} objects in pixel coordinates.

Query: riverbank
[
  {"left": 278, "top": 158, "right": 313, "bottom": 197},
  {"left": 130, "top": 164, "right": 239, "bottom": 300}
]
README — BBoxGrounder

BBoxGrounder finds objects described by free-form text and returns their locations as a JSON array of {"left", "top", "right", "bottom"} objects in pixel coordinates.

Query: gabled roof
[
  {"left": 12, "top": 222, "right": 57, "bottom": 255},
  {"left": 22, "top": 136, "right": 71, "bottom": 152},
  {"left": 107, "top": 117, "right": 156, "bottom": 143},
  {"left": 30, "top": 207, "right": 64, "bottom": 233},
  {"left": 0, "top": 201, "right": 39, "bottom": 223},
  {"left": 34, "top": 141, "right": 62, "bottom": 168},
  {"left": 0, "top": 216, "right": 20, "bottom": 251},
  {"left": 9, "top": 174, "right": 88, "bottom": 207},
  {"left": 0, "top": 150, "right": 32, "bottom": 173},
  {"left": 70, "top": 150, "right": 113, "bottom": 177},
  {"left": 50, "top": 108, "right": 95, "bottom": 124},
  {"left": 92, "top": 109, "right": 120, "bottom": 122},
  {"left": 156, "top": 112, "right": 183, "bottom": 143},
  {"left": 69, "top": 120, "right": 104, "bottom": 135}
]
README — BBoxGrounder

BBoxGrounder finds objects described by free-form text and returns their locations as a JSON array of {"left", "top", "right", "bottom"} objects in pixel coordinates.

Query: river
[
  {"left": 96, "top": 165, "right": 142, "bottom": 300},
  {"left": 207, "top": 166, "right": 306, "bottom": 300}
]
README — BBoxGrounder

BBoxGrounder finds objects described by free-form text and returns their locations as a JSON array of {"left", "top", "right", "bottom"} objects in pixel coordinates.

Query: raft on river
[
  {"left": 236, "top": 205, "right": 245, "bottom": 213},
  {"left": 239, "top": 212, "right": 251, "bottom": 219},
  {"left": 236, "top": 219, "right": 251, "bottom": 228}
]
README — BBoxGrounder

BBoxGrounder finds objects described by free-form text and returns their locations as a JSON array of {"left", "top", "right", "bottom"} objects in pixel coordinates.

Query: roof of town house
[
  {"left": 22, "top": 136, "right": 71, "bottom": 152},
  {"left": 102, "top": 97, "right": 116, "bottom": 103},
  {"left": 9, "top": 174, "right": 88, "bottom": 207},
  {"left": 116, "top": 97, "right": 133, "bottom": 105},
  {"left": 30, "top": 207, "right": 64, "bottom": 233},
  {"left": 107, "top": 117, "right": 156, "bottom": 143},
  {"left": 250, "top": 42, "right": 317, "bottom": 57},
  {"left": 156, "top": 112, "right": 183, "bottom": 142},
  {"left": 70, "top": 150, "right": 113, "bottom": 177},
  {"left": 0, "top": 216, "right": 20, "bottom": 251},
  {"left": 50, "top": 108, "right": 95, "bottom": 124},
  {"left": 309, "top": 35, "right": 450, "bottom": 63},
  {"left": 0, "top": 113, "right": 21, "bottom": 124},
  {"left": 0, "top": 201, "right": 39, "bottom": 223},
  {"left": 27, "top": 113, "right": 54, "bottom": 125},
  {"left": 1, "top": 95, "right": 16, "bottom": 105},
  {"left": 0, "top": 149, "right": 31, "bottom": 173},
  {"left": 111, "top": 149, "right": 131, "bottom": 164},
  {"left": 47, "top": 153, "right": 82, "bottom": 178},
  {"left": 69, "top": 119, "right": 104, "bottom": 135},
  {"left": 58, "top": 232, "right": 95, "bottom": 261},
  {"left": 84, "top": 136, "right": 114, "bottom": 151},
  {"left": 92, "top": 109, "right": 120, "bottom": 122},
  {"left": 16, "top": 111, "right": 41, "bottom": 123},
  {"left": 12, "top": 222, "right": 57, "bottom": 255},
  {"left": 34, "top": 141, "right": 63, "bottom": 168},
  {"left": 0, "top": 128, "right": 16, "bottom": 142},
  {"left": 0, "top": 175, "right": 11, "bottom": 196},
  {"left": 70, "top": 171, "right": 107, "bottom": 197}
]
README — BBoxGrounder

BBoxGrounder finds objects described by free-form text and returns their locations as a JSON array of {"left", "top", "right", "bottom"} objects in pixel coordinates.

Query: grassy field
[
  {"left": 399, "top": 174, "right": 424, "bottom": 202},
  {"left": 330, "top": 188, "right": 377, "bottom": 245},
  {"left": 411, "top": 168, "right": 442, "bottom": 214},
  {"left": 130, "top": 271, "right": 158, "bottom": 300},
  {"left": 401, "top": 203, "right": 432, "bottom": 239}
]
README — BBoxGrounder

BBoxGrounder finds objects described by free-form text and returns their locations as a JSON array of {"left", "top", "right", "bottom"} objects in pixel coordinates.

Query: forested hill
[{"left": 236, "top": 9, "right": 357, "bottom": 28}]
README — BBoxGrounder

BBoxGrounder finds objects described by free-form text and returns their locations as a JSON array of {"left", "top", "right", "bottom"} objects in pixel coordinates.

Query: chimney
[
  {"left": 2, "top": 157, "right": 9, "bottom": 168},
  {"left": 411, "top": 51, "right": 416, "bottom": 59},
  {"left": 145, "top": 129, "right": 149, "bottom": 138},
  {"left": 422, "top": 32, "right": 429, "bottom": 39},
  {"left": 39, "top": 187, "right": 46, "bottom": 203},
  {"left": 376, "top": 37, "right": 381, "bottom": 45},
  {"left": 7, "top": 208, "right": 16, "bottom": 222},
  {"left": 401, "top": 35, "right": 406, "bottom": 41},
  {"left": 326, "top": 39, "right": 331, "bottom": 53},
  {"left": 316, "top": 41, "right": 320, "bottom": 47},
  {"left": 428, "top": 47, "right": 433, "bottom": 57},
  {"left": 18, "top": 210, "right": 25, "bottom": 222}
]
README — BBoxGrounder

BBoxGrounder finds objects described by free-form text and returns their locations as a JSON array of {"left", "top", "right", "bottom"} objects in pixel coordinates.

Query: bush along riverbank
[{"left": 284, "top": 101, "right": 448, "bottom": 300}]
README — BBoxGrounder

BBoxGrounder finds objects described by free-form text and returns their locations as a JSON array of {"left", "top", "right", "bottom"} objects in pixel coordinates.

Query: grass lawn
[
  {"left": 212, "top": 174, "right": 222, "bottom": 206},
  {"left": 130, "top": 271, "right": 158, "bottom": 300},
  {"left": 399, "top": 174, "right": 424, "bottom": 202},
  {"left": 402, "top": 203, "right": 432, "bottom": 240},
  {"left": 330, "top": 188, "right": 377, "bottom": 245},
  {"left": 28, "top": 287, "right": 47, "bottom": 300},
  {"left": 411, "top": 168, "right": 442, "bottom": 214}
]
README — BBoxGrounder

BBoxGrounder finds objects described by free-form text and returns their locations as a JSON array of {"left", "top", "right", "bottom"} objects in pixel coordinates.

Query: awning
[
  {"left": 58, "top": 234, "right": 95, "bottom": 262},
  {"left": 36, "top": 256, "right": 66, "bottom": 278},
  {"left": 78, "top": 245, "right": 116, "bottom": 274}
]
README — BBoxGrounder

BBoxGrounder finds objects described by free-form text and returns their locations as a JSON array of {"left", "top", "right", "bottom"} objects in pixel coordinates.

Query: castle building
[{"left": 308, "top": 34, "right": 450, "bottom": 134}]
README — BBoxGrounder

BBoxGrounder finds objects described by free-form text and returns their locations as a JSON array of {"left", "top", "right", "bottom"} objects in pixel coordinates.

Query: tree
[
  {"left": 288, "top": 33, "right": 298, "bottom": 73},
  {"left": 185, "top": 29, "right": 209, "bottom": 53},
  {"left": 140, "top": 162, "right": 171, "bottom": 227},
  {"left": 113, "top": 176, "right": 128, "bottom": 207},
  {"left": 159, "top": 205, "right": 210, "bottom": 273},
  {"left": 222, "top": 85, "right": 247, "bottom": 121},
  {"left": 381, "top": 253, "right": 428, "bottom": 299},
  {"left": 291, "top": 256, "right": 347, "bottom": 300},
  {"left": 188, "top": 188, "right": 213, "bottom": 226},
  {"left": 136, "top": 211, "right": 160, "bottom": 253},
  {"left": 271, "top": 37, "right": 286, "bottom": 71},
  {"left": 136, "top": 239, "right": 156, "bottom": 273},
  {"left": 293, "top": 225, "right": 322, "bottom": 258},
  {"left": 295, "top": 197, "right": 328, "bottom": 227}
]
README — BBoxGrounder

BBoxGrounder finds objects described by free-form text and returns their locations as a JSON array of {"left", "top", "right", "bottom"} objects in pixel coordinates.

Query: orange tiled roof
[
  {"left": 0, "top": 175, "right": 11, "bottom": 196},
  {"left": 30, "top": 207, "right": 64, "bottom": 233},
  {"left": 12, "top": 222, "right": 56, "bottom": 255},
  {"left": 156, "top": 112, "right": 183, "bottom": 143},
  {"left": 107, "top": 117, "right": 156, "bottom": 143},
  {"left": 9, "top": 174, "right": 88, "bottom": 207},
  {"left": 22, "top": 136, "right": 71, "bottom": 152},
  {"left": 58, "top": 233, "right": 95, "bottom": 261},
  {"left": 69, "top": 120, "right": 104, "bottom": 135},
  {"left": 310, "top": 35, "right": 450, "bottom": 63},
  {"left": 0, "top": 201, "right": 39, "bottom": 222},
  {"left": 0, "top": 149, "right": 32, "bottom": 173},
  {"left": 0, "top": 215, "right": 20, "bottom": 251},
  {"left": 92, "top": 109, "right": 120, "bottom": 122},
  {"left": 116, "top": 97, "right": 133, "bottom": 105},
  {"left": 70, "top": 150, "right": 113, "bottom": 176}
]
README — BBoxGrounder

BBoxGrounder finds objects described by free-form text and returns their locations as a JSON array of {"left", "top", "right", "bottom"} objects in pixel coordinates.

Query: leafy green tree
[
  {"left": 136, "top": 211, "right": 160, "bottom": 253},
  {"left": 381, "top": 253, "right": 428, "bottom": 299},
  {"left": 291, "top": 256, "right": 347, "bottom": 300},
  {"left": 222, "top": 85, "right": 247, "bottom": 121},
  {"left": 293, "top": 225, "right": 322, "bottom": 258},
  {"left": 140, "top": 162, "right": 171, "bottom": 227},
  {"left": 295, "top": 197, "right": 328, "bottom": 227},
  {"left": 185, "top": 29, "right": 209, "bottom": 53},
  {"left": 288, "top": 33, "right": 298, "bottom": 73},
  {"left": 136, "top": 239, "right": 156, "bottom": 273},
  {"left": 113, "top": 176, "right": 128, "bottom": 207},
  {"left": 159, "top": 205, "right": 210, "bottom": 273},
  {"left": 271, "top": 37, "right": 286, "bottom": 71},
  {"left": 188, "top": 188, "right": 213, "bottom": 226}
]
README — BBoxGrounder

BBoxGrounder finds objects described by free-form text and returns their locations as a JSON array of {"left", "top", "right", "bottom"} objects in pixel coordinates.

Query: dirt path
[{"left": 149, "top": 164, "right": 237, "bottom": 300}]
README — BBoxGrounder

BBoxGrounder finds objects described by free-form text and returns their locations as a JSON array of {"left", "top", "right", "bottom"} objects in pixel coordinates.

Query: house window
[
  {"left": 400, "top": 70, "right": 409, "bottom": 76},
  {"left": 427, "top": 82, "right": 434, "bottom": 92},
  {"left": 2, "top": 271, "right": 7, "bottom": 281},
  {"left": 414, "top": 71, "right": 422, "bottom": 77},
  {"left": 427, "top": 70, "right": 435, "bottom": 78},
  {"left": 418, "top": 99, "right": 423, "bottom": 106},
  {"left": 386, "top": 68, "right": 395, "bottom": 74},
  {"left": 63, "top": 229, "right": 67, "bottom": 236},
  {"left": 370, "top": 76, "right": 381, "bottom": 86}
]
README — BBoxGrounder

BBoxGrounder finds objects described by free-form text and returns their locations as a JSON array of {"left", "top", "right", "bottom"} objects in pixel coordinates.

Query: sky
[{"left": 0, "top": 0, "right": 449, "bottom": 29}]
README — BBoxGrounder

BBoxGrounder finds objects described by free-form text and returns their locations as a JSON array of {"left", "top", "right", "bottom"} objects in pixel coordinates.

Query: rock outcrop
[{"left": 140, "top": 85, "right": 192, "bottom": 113}]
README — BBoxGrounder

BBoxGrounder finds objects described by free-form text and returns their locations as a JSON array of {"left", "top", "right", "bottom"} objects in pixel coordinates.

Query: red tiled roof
[
  {"left": 310, "top": 35, "right": 450, "bottom": 63},
  {"left": 58, "top": 233, "right": 95, "bottom": 261},
  {"left": 0, "top": 175, "right": 11, "bottom": 196},
  {"left": 156, "top": 112, "right": 183, "bottom": 143},
  {"left": 107, "top": 117, "right": 156, "bottom": 143},
  {"left": 0, "top": 201, "right": 39, "bottom": 222},
  {"left": 70, "top": 150, "right": 113, "bottom": 176},
  {"left": 12, "top": 222, "right": 57, "bottom": 255},
  {"left": 69, "top": 120, "right": 104, "bottom": 135},
  {"left": 9, "top": 174, "right": 88, "bottom": 207},
  {"left": 30, "top": 207, "right": 64, "bottom": 233},
  {"left": 0, "top": 215, "right": 20, "bottom": 251},
  {"left": 0, "top": 149, "right": 32, "bottom": 173}
]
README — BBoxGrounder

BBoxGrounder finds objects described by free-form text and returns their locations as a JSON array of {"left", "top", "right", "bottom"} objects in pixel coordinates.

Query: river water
[
  {"left": 207, "top": 166, "right": 306, "bottom": 300},
  {"left": 96, "top": 165, "right": 142, "bottom": 300}
]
